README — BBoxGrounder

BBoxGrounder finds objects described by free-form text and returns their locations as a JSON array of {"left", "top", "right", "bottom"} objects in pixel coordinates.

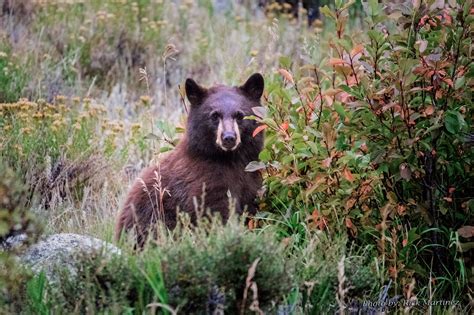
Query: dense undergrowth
[
  {"left": 0, "top": 0, "right": 473, "bottom": 314},
  {"left": 254, "top": 0, "right": 473, "bottom": 307}
]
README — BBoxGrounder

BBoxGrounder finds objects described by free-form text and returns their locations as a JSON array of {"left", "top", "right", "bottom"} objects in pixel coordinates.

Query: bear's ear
[
  {"left": 185, "top": 78, "right": 207, "bottom": 107},
  {"left": 240, "top": 73, "right": 264, "bottom": 101}
]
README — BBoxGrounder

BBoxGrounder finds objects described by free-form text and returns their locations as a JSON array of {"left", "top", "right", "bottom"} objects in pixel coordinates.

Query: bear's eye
[
  {"left": 234, "top": 111, "right": 245, "bottom": 121},
  {"left": 210, "top": 111, "right": 221, "bottom": 122}
]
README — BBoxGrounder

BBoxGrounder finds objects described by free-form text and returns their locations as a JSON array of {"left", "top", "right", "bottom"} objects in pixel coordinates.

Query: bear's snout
[
  {"left": 222, "top": 131, "right": 237, "bottom": 149},
  {"left": 216, "top": 118, "right": 242, "bottom": 151}
]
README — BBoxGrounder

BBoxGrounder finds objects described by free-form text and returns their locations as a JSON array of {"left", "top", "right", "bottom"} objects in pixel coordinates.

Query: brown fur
[{"left": 116, "top": 74, "right": 264, "bottom": 246}]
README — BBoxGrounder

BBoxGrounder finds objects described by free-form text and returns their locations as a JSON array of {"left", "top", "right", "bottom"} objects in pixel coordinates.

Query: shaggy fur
[{"left": 116, "top": 74, "right": 265, "bottom": 246}]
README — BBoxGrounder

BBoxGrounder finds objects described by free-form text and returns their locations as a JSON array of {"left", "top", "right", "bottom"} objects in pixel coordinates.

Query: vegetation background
[{"left": 0, "top": 0, "right": 472, "bottom": 314}]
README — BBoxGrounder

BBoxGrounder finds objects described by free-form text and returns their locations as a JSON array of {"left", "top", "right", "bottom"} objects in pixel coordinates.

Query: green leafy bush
[{"left": 254, "top": 0, "right": 473, "bottom": 305}]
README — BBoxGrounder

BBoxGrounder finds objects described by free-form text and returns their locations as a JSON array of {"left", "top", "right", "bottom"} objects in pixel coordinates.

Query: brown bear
[{"left": 115, "top": 73, "right": 265, "bottom": 246}]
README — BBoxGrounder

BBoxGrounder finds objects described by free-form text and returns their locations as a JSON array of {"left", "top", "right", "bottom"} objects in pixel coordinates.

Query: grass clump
[
  {"left": 0, "top": 49, "right": 27, "bottom": 103},
  {"left": 294, "top": 231, "right": 379, "bottom": 313},
  {"left": 156, "top": 216, "right": 295, "bottom": 313},
  {"left": 34, "top": 252, "right": 167, "bottom": 314}
]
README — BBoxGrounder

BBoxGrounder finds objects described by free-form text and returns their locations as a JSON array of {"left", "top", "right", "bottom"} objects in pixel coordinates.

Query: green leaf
[
  {"left": 334, "top": 103, "right": 346, "bottom": 118},
  {"left": 159, "top": 146, "right": 172, "bottom": 153},
  {"left": 259, "top": 149, "right": 271, "bottom": 162},
  {"left": 341, "top": 0, "right": 356, "bottom": 11},
  {"left": 367, "top": 30, "right": 384, "bottom": 44},
  {"left": 320, "top": 5, "right": 336, "bottom": 20},
  {"left": 444, "top": 110, "right": 466, "bottom": 134},
  {"left": 454, "top": 76, "right": 465, "bottom": 90},
  {"left": 459, "top": 242, "right": 474, "bottom": 252},
  {"left": 144, "top": 133, "right": 160, "bottom": 140}
]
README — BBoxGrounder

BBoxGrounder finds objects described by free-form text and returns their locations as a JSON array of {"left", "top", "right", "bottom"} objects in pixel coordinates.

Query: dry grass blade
[
  {"left": 249, "top": 282, "right": 264, "bottom": 315},
  {"left": 138, "top": 67, "right": 151, "bottom": 96},
  {"left": 162, "top": 44, "right": 179, "bottom": 62},
  {"left": 146, "top": 302, "right": 178, "bottom": 315},
  {"left": 240, "top": 257, "right": 261, "bottom": 315},
  {"left": 336, "top": 255, "right": 350, "bottom": 315}
]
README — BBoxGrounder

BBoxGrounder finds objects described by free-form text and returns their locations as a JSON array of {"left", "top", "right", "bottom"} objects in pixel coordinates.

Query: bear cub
[{"left": 116, "top": 73, "right": 265, "bottom": 246}]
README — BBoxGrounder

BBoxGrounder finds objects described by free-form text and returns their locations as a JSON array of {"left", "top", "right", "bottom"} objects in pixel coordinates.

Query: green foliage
[
  {"left": 1, "top": 218, "right": 295, "bottom": 314},
  {"left": 0, "top": 50, "right": 27, "bottom": 103},
  {"left": 0, "top": 98, "right": 129, "bottom": 210},
  {"left": 0, "top": 164, "right": 41, "bottom": 314},
  {"left": 0, "top": 257, "right": 34, "bottom": 314},
  {"left": 44, "top": 252, "right": 168, "bottom": 314},
  {"left": 254, "top": 0, "right": 473, "bottom": 306},
  {"left": 294, "top": 231, "right": 379, "bottom": 313},
  {"left": 26, "top": 272, "right": 50, "bottom": 315},
  {"left": 0, "top": 163, "right": 42, "bottom": 246},
  {"left": 0, "top": 1, "right": 472, "bottom": 313},
  {"left": 156, "top": 217, "right": 295, "bottom": 313}
]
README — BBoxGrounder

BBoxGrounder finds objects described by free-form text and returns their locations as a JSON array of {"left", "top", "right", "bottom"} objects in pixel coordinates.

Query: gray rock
[
  {"left": 0, "top": 233, "right": 28, "bottom": 251},
  {"left": 20, "top": 233, "right": 121, "bottom": 283}
]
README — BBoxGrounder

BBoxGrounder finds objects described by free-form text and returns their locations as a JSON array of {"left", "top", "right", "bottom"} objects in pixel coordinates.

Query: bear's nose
[{"left": 222, "top": 131, "right": 236, "bottom": 148}]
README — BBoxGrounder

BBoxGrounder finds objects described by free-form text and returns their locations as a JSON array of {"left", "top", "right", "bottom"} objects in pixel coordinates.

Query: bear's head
[{"left": 185, "top": 73, "right": 264, "bottom": 161}]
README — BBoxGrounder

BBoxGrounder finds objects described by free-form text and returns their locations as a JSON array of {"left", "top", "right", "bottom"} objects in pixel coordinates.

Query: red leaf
[
  {"left": 443, "top": 78, "right": 453, "bottom": 87},
  {"left": 397, "top": 204, "right": 407, "bottom": 216},
  {"left": 457, "top": 226, "right": 474, "bottom": 238},
  {"left": 278, "top": 69, "right": 294, "bottom": 84},
  {"left": 351, "top": 44, "right": 364, "bottom": 57},
  {"left": 280, "top": 121, "right": 289, "bottom": 131},
  {"left": 389, "top": 266, "right": 398, "bottom": 279},
  {"left": 321, "top": 157, "right": 332, "bottom": 168},
  {"left": 343, "top": 168, "right": 355, "bottom": 182},
  {"left": 424, "top": 105, "right": 435, "bottom": 116},
  {"left": 312, "top": 209, "right": 328, "bottom": 230},
  {"left": 329, "top": 58, "right": 346, "bottom": 66},
  {"left": 345, "top": 217, "right": 354, "bottom": 228},
  {"left": 252, "top": 124, "right": 267, "bottom": 137},
  {"left": 345, "top": 217, "right": 358, "bottom": 236},
  {"left": 248, "top": 219, "right": 256, "bottom": 230},
  {"left": 345, "top": 198, "right": 356, "bottom": 210}
]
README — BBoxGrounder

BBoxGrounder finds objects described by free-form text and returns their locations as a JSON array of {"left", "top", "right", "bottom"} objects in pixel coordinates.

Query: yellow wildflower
[
  {"left": 32, "top": 112, "right": 44, "bottom": 119},
  {"left": 140, "top": 95, "right": 152, "bottom": 107},
  {"left": 20, "top": 127, "right": 32, "bottom": 135},
  {"left": 131, "top": 123, "right": 141, "bottom": 132}
]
